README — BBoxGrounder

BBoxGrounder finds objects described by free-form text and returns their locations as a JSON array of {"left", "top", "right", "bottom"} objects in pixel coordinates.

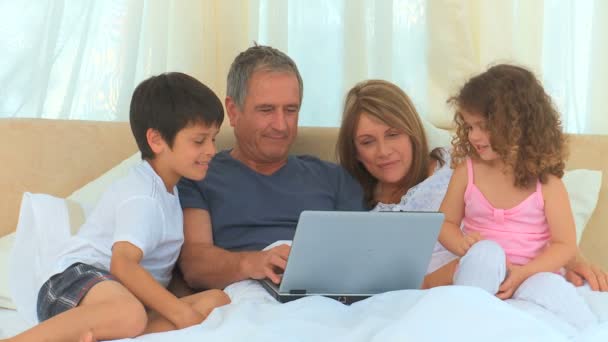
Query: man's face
[{"left": 227, "top": 70, "right": 301, "bottom": 164}]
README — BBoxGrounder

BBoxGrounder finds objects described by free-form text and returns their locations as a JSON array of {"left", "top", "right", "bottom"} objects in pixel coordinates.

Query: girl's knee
[
  {"left": 468, "top": 240, "right": 505, "bottom": 260},
  {"left": 516, "top": 272, "right": 573, "bottom": 297}
]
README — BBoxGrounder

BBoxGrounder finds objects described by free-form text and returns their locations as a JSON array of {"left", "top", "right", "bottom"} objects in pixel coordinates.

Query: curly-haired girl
[{"left": 439, "top": 64, "right": 596, "bottom": 329}]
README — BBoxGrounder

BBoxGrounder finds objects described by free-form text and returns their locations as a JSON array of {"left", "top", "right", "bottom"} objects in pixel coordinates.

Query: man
[{"left": 177, "top": 45, "right": 365, "bottom": 290}]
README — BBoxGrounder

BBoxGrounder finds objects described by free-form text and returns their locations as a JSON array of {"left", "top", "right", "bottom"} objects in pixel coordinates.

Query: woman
[
  {"left": 336, "top": 79, "right": 608, "bottom": 290},
  {"left": 336, "top": 79, "right": 457, "bottom": 285}
]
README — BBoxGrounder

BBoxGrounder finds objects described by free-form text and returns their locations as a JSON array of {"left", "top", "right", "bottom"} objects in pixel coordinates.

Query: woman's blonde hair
[
  {"left": 449, "top": 64, "right": 567, "bottom": 187},
  {"left": 336, "top": 79, "right": 442, "bottom": 208}
]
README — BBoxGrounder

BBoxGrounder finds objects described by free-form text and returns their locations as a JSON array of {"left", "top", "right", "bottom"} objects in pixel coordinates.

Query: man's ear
[
  {"left": 146, "top": 128, "right": 166, "bottom": 154},
  {"left": 225, "top": 96, "right": 239, "bottom": 128}
]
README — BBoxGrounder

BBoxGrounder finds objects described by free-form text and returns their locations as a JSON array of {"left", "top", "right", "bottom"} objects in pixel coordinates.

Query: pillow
[
  {"left": 0, "top": 233, "right": 16, "bottom": 309},
  {"left": 562, "top": 169, "right": 603, "bottom": 244},
  {"left": 68, "top": 152, "right": 141, "bottom": 214},
  {"left": 421, "top": 118, "right": 452, "bottom": 151},
  {"left": 8, "top": 194, "right": 86, "bottom": 322},
  {"left": 1, "top": 152, "right": 140, "bottom": 314}
]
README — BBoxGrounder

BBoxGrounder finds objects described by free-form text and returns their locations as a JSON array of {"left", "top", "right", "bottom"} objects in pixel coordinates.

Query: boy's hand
[
  {"left": 173, "top": 306, "right": 206, "bottom": 330},
  {"left": 457, "top": 231, "right": 482, "bottom": 256},
  {"left": 241, "top": 244, "right": 290, "bottom": 284},
  {"left": 497, "top": 263, "right": 529, "bottom": 299}
]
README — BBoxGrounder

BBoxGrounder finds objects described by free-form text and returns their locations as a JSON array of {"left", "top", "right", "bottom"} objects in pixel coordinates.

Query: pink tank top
[{"left": 462, "top": 158, "right": 551, "bottom": 265}]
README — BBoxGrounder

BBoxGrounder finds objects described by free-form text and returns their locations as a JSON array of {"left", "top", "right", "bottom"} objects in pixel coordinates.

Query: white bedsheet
[
  {"left": 6, "top": 194, "right": 608, "bottom": 341},
  {"left": 112, "top": 281, "right": 606, "bottom": 342}
]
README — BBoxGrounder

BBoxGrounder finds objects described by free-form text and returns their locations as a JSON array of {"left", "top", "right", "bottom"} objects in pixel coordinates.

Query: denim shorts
[{"left": 36, "top": 262, "right": 116, "bottom": 322}]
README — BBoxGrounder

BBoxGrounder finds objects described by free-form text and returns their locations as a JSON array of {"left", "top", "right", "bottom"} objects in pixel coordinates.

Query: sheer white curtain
[
  {"left": 1, "top": 0, "right": 606, "bottom": 133},
  {"left": 427, "top": 0, "right": 608, "bottom": 133}
]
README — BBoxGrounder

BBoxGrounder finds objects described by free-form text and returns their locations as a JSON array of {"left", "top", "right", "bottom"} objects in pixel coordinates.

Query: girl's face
[
  {"left": 460, "top": 109, "right": 499, "bottom": 161},
  {"left": 354, "top": 112, "right": 413, "bottom": 188}
]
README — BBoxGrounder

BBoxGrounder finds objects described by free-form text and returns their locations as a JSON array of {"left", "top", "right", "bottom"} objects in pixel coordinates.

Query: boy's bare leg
[
  {"left": 422, "top": 259, "right": 459, "bottom": 289},
  {"left": 6, "top": 281, "right": 147, "bottom": 342},
  {"left": 144, "top": 289, "right": 230, "bottom": 334}
]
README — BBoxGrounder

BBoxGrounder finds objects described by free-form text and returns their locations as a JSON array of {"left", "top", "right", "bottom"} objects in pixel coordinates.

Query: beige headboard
[{"left": 1, "top": 119, "right": 606, "bottom": 269}]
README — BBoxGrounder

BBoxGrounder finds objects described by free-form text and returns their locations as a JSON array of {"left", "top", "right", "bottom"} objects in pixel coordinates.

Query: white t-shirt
[{"left": 52, "top": 161, "right": 184, "bottom": 287}]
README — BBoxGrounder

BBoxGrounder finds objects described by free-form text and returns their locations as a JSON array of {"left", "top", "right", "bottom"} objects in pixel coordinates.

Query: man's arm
[{"left": 179, "top": 208, "right": 290, "bottom": 289}]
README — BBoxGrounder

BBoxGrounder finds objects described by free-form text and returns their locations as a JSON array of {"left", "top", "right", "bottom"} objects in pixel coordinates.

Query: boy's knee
[{"left": 114, "top": 299, "right": 148, "bottom": 337}]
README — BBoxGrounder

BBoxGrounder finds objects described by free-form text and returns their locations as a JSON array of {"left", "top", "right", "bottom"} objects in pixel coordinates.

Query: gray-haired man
[{"left": 177, "top": 45, "right": 365, "bottom": 290}]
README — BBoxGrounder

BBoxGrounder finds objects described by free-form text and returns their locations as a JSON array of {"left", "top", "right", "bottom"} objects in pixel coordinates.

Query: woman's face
[{"left": 354, "top": 112, "right": 413, "bottom": 188}]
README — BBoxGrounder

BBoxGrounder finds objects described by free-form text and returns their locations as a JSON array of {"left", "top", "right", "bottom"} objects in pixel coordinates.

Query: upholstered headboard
[{"left": 1, "top": 119, "right": 606, "bottom": 269}]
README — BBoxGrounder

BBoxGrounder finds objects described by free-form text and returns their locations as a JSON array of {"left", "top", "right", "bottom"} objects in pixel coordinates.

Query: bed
[{"left": 1, "top": 118, "right": 608, "bottom": 341}]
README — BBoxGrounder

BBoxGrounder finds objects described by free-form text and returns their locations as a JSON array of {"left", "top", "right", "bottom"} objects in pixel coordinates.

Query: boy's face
[{"left": 168, "top": 122, "right": 219, "bottom": 181}]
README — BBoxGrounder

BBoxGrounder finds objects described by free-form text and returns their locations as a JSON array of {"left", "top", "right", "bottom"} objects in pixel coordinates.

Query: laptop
[{"left": 260, "top": 210, "right": 443, "bottom": 304}]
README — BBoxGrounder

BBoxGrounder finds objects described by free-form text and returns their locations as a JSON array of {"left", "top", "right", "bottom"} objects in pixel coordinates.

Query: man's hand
[
  {"left": 565, "top": 257, "right": 608, "bottom": 292},
  {"left": 497, "top": 263, "right": 529, "bottom": 300},
  {"left": 241, "top": 244, "right": 290, "bottom": 284},
  {"left": 456, "top": 231, "right": 483, "bottom": 256}
]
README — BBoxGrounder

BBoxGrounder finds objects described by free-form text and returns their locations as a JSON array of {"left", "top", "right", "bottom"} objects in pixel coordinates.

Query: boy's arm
[
  {"left": 111, "top": 242, "right": 203, "bottom": 329},
  {"left": 438, "top": 163, "right": 478, "bottom": 256},
  {"left": 179, "top": 208, "right": 289, "bottom": 289}
]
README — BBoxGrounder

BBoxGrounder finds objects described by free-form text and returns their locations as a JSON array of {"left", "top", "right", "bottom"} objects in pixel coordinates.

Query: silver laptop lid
[{"left": 279, "top": 210, "right": 443, "bottom": 295}]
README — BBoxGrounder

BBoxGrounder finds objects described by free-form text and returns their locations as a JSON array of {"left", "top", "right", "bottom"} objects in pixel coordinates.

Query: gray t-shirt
[{"left": 178, "top": 150, "right": 365, "bottom": 251}]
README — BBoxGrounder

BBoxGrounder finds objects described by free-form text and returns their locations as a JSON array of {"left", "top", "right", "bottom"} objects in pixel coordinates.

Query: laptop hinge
[{"left": 289, "top": 289, "right": 307, "bottom": 295}]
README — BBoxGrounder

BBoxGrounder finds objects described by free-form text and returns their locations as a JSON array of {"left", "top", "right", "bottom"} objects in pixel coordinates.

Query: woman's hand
[{"left": 564, "top": 256, "right": 608, "bottom": 291}]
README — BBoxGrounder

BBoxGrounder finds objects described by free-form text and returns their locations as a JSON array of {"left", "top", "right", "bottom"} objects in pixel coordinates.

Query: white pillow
[
  {"left": 421, "top": 118, "right": 452, "bottom": 151},
  {"left": 1, "top": 152, "right": 140, "bottom": 314},
  {"left": 9, "top": 194, "right": 82, "bottom": 322},
  {"left": 563, "top": 169, "right": 603, "bottom": 244},
  {"left": 68, "top": 152, "right": 141, "bottom": 214},
  {"left": 0, "top": 233, "right": 16, "bottom": 309}
]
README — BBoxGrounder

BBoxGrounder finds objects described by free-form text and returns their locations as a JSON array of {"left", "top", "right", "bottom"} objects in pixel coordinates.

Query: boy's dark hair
[{"left": 130, "top": 72, "right": 224, "bottom": 159}]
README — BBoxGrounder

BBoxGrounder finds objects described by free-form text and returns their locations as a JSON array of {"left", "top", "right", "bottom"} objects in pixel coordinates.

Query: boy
[{"left": 7, "top": 72, "right": 229, "bottom": 342}]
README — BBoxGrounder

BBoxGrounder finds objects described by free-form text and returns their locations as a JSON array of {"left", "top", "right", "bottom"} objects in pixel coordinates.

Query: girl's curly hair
[{"left": 448, "top": 64, "right": 567, "bottom": 188}]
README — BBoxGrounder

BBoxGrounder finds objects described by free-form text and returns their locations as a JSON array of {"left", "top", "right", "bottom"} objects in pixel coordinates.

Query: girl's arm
[
  {"left": 438, "top": 163, "right": 478, "bottom": 256},
  {"left": 111, "top": 242, "right": 204, "bottom": 329},
  {"left": 522, "top": 175, "right": 578, "bottom": 274},
  {"left": 497, "top": 175, "right": 578, "bottom": 299}
]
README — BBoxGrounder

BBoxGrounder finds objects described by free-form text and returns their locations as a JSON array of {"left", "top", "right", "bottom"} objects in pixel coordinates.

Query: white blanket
[
  {"left": 8, "top": 193, "right": 608, "bottom": 341},
  {"left": 112, "top": 280, "right": 608, "bottom": 342}
]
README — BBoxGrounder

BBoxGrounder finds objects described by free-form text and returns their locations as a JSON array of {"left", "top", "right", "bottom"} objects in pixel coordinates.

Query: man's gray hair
[{"left": 226, "top": 44, "right": 304, "bottom": 109}]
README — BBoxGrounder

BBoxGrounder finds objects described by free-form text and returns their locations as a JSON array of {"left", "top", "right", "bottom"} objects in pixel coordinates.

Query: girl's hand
[
  {"left": 458, "top": 231, "right": 483, "bottom": 256},
  {"left": 497, "top": 263, "right": 530, "bottom": 299}
]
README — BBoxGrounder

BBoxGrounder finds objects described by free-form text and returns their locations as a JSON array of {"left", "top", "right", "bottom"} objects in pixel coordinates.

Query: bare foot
[{"left": 79, "top": 331, "right": 96, "bottom": 342}]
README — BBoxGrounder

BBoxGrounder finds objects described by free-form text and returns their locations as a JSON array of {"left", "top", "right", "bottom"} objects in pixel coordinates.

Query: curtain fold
[{"left": 0, "top": 0, "right": 605, "bottom": 134}]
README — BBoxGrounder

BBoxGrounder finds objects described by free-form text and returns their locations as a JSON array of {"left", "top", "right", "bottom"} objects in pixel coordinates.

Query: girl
[{"left": 439, "top": 64, "right": 596, "bottom": 329}]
